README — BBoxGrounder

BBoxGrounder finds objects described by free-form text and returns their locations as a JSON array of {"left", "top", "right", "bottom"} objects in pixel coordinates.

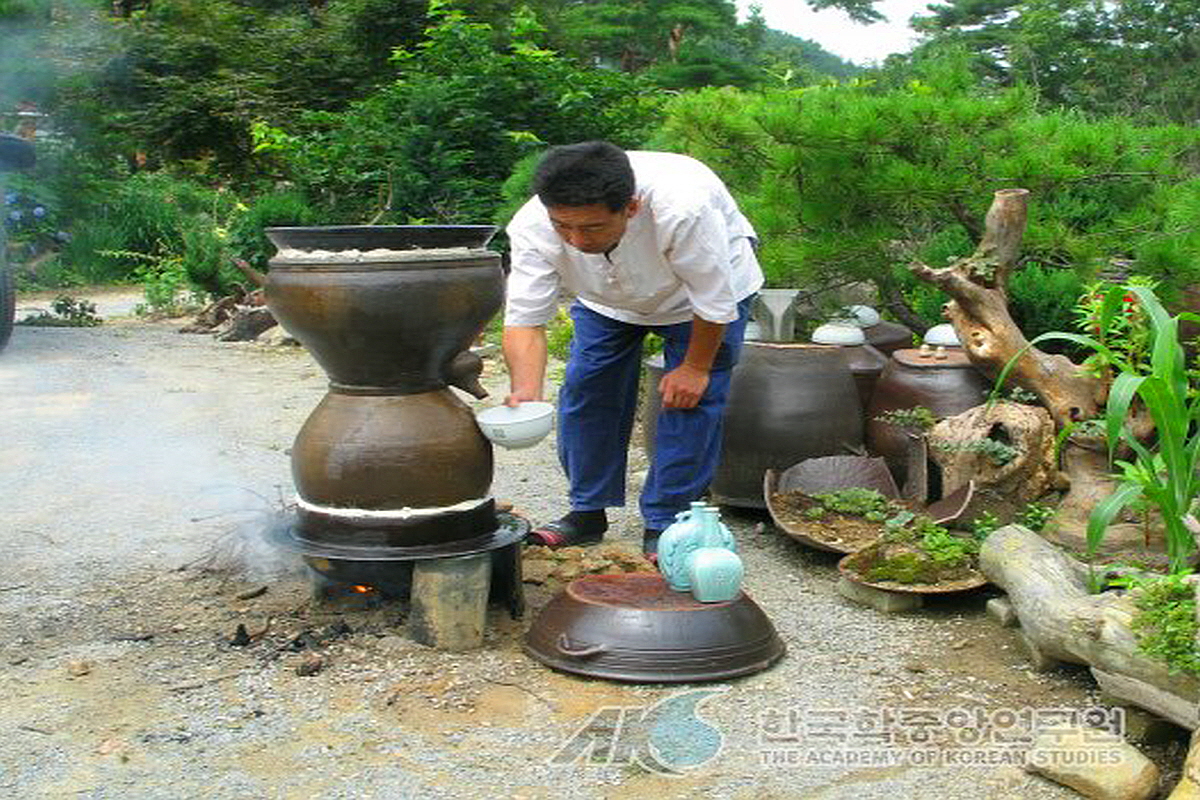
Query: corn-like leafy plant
[
  {"left": 1088, "top": 284, "right": 1200, "bottom": 573},
  {"left": 996, "top": 284, "right": 1200, "bottom": 573}
]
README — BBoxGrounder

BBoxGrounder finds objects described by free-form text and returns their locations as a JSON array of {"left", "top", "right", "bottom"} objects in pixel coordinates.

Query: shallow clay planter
[{"left": 838, "top": 548, "right": 988, "bottom": 595}]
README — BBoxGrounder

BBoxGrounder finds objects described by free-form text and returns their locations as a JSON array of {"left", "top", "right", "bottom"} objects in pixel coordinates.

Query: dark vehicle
[{"left": 0, "top": 133, "right": 35, "bottom": 351}]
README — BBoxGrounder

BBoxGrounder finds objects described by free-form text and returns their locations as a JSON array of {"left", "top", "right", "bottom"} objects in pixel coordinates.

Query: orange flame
[{"left": 351, "top": 584, "right": 373, "bottom": 594}]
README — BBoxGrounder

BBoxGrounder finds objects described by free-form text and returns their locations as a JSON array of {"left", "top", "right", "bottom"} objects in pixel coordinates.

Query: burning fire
[{"left": 351, "top": 584, "right": 374, "bottom": 594}]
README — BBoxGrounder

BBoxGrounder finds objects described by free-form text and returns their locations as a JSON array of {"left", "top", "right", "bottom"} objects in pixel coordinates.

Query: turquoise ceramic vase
[{"left": 658, "top": 503, "right": 743, "bottom": 602}]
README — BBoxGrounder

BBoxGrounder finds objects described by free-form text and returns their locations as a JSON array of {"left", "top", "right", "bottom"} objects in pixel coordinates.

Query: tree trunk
[
  {"left": 981, "top": 526, "right": 1199, "bottom": 729},
  {"left": 909, "top": 189, "right": 1107, "bottom": 428}
]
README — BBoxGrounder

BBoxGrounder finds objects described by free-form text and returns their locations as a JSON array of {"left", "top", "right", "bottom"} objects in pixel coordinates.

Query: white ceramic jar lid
[
  {"left": 924, "top": 323, "right": 961, "bottom": 346},
  {"left": 811, "top": 322, "right": 866, "bottom": 345},
  {"left": 842, "top": 304, "right": 881, "bottom": 328}
]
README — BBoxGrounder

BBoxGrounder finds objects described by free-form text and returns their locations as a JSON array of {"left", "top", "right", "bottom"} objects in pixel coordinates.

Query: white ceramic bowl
[
  {"left": 476, "top": 402, "right": 554, "bottom": 449},
  {"left": 843, "top": 304, "right": 881, "bottom": 328}
]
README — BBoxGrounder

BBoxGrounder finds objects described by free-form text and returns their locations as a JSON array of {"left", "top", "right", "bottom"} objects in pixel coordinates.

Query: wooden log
[
  {"left": 409, "top": 554, "right": 492, "bottom": 651},
  {"left": 215, "top": 306, "right": 276, "bottom": 342},
  {"left": 980, "top": 525, "right": 1200, "bottom": 729}
]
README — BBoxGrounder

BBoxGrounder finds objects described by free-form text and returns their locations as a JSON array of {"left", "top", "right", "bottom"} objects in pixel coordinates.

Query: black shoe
[{"left": 525, "top": 510, "right": 607, "bottom": 549}]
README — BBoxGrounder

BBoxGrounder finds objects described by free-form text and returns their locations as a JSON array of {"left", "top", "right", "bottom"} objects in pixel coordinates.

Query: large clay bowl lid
[
  {"left": 266, "top": 225, "right": 497, "bottom": 251},
  {"left": 524, "top": 573, "right": 786, "bottom": 683},
  {"left": 837, "top": 550, "right": 987, "bottom": 595},
  {"left": 891, "top": 347, "right": 975, "bottom": 369}
]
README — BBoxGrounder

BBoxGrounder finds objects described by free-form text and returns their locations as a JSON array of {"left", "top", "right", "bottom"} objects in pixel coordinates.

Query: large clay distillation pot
[
  {"left": 264, "top": 225, "right": 504, "bottom": 551},
  {"left": 809, "top": 321, "right": 888, "bottom": 412},
  {"left": 865, "top": 326, "right": 992, "bottom": 496}
]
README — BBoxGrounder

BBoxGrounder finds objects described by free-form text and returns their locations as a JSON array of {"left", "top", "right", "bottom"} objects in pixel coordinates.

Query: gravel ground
[{"left": 0, "top": 305, "right": 1186, "bottom": 799}]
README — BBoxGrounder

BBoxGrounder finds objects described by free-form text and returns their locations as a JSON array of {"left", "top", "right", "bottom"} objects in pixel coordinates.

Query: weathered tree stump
[
  {"left": 928, "top": 401, "right": 1060, "bottom": 518},
  {"left": 910, "top": 188, "right": 1157, "bottom": 544},
  {"left": 981, "top": 525, "right": 1199, "bottom": 729},
  {"left": 910, "top": 189, "right": 1107, "bottom": 429}
]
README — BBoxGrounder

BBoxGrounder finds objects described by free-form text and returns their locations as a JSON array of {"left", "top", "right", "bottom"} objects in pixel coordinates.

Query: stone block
[{"left": 837, "top": 576, "right": 923, "bottom": 613}]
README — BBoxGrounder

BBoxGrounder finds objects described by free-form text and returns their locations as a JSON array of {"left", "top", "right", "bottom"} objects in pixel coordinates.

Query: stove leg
[
  {"left": 409, "top": 553, "right": 491, "bottom": 650},
  {"left": 490, "top": 542, "right": 525, "bottom": 620}
]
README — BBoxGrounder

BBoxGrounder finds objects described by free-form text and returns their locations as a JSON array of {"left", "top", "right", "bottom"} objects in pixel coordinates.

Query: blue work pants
[{"left": 556, "top": 297, "right": 753, "bottom": 531}]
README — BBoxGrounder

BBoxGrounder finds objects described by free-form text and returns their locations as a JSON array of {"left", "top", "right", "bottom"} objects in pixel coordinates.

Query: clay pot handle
[
  {"left": 445, "top": 350, "right": 488, "bottom": 399},
  {"left": 555, "top": 633, "right": 607, "bottom": 658}
]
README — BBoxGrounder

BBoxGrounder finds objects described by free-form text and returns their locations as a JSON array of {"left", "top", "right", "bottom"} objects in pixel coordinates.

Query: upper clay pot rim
[{"left": 266, "top": 224, "right": 498, "bottom": 251}]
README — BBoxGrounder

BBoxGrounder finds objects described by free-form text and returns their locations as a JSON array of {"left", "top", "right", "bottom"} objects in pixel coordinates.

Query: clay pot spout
[{"left": 445, "top": 350, "right": 488, "bottom": 399}]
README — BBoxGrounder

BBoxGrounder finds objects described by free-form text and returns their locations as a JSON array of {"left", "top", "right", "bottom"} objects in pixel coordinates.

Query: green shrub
[
  {"left": 60, "top": 172, "right": 224, "bottom": 284},
  {"left": 181, "top": 222, "right": 242, "bottom": 299},
  {"left": 546, "top": 308, "right": 574, "bottom": 361},
  {"left": 1008, "top": 263, "right": 1087, "bottom": 353},
  {"left": 1130, "top": 572, "right": 1200, "bottom": 676},
  {"left": 226, "top": 189, "right": 318, "bottom": 271}
]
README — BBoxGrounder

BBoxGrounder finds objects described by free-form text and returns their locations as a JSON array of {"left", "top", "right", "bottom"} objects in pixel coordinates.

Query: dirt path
[{"left": 0, "top": 311, "right": 1181, "bottom": 799}]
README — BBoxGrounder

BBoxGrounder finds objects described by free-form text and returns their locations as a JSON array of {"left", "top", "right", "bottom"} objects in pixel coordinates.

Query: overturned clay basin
[{"left": 525, "top": 572, "right": 785, "bottom": 683}]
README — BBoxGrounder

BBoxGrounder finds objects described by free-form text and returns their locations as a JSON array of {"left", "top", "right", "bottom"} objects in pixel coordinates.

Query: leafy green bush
[
  {"left": 17, "top": 295, "right": 103, "bottom": 327},
  {"left": 264, "top": 5, "right": 661, "bottom": 227},
  {"left": 59, "top": 172, "right": 224, "bottom": 284},
  {"left": 226, "top": 189, "right": 318, "bottom": 272},
  {"left": 650, "top": 73, "right": 1200, "bottom": 311},
  {"left": 1130, "top": 572, "right": 1200, "bottom": 676},
  {"left": 546, "top": 308, "right": 574, "bottom": 361},
  {"left": 1010, "top": 283, "right": 1200, "bottom": 572},
  {"left": 1016, "top": 502, "right": 1055, "bottom": 533},
  {"left": 181, "top": 222, "right": 238, "bottom": 299},
  {"left": 1008, "top": 263, "right": 1087, "bottom": 354}
]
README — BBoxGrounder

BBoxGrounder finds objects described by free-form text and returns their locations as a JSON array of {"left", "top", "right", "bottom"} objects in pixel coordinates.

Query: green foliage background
[{"left": 2, "top": 0, "right": 1199, "bottom": 323}]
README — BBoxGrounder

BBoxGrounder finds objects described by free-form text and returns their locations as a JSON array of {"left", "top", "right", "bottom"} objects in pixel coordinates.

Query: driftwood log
[{"left": 981, "top": 525, "right": 1199, "bottom": 730}]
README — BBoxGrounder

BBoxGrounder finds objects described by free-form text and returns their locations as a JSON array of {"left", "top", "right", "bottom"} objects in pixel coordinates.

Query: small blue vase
[
  {"left": 688, "top": 546, "right": 744, "bottom": 603},
  {"left": 657, "top": 501, "right": 707, "bottom": 592}
]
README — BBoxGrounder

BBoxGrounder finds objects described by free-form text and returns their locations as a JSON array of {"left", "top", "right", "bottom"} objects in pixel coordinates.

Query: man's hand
[
  {"left": 502, "top": 325, "right": 548, "bottom": 407},
  {"left": 659, "top": 362, "right": 710, "bottom": 409},
  {"left": 505, "top": 387, "right": 543, "bottom": 407}
]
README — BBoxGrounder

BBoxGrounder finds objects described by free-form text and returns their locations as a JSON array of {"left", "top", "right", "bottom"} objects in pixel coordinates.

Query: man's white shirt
[{"left": 504, "top": 151, "right": 764, "bottom": 328}]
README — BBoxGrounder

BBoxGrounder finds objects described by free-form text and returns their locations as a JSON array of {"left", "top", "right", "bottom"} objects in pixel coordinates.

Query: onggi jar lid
[
  {"left": 924, "top": 323, "right": 961, "bottom": 347},
  {"left": 811, "top": 323, "right": 866, "bottom": 345},
  {"left": 843, "top": 305, "right": 881, "bottom": 328}
]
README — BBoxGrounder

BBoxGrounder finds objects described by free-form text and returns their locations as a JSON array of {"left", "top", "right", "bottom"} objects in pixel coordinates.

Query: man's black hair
[{"left": 532, "top": 141, "right": 635, "bottom": 212}]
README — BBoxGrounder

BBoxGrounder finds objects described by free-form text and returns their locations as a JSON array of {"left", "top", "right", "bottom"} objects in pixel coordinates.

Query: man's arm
[
  {"left": 659, "top": 315, "right": 725, "bottom": 409},
  {"left": 502, "top": 325, "right": 548, "bottom": 406}
]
